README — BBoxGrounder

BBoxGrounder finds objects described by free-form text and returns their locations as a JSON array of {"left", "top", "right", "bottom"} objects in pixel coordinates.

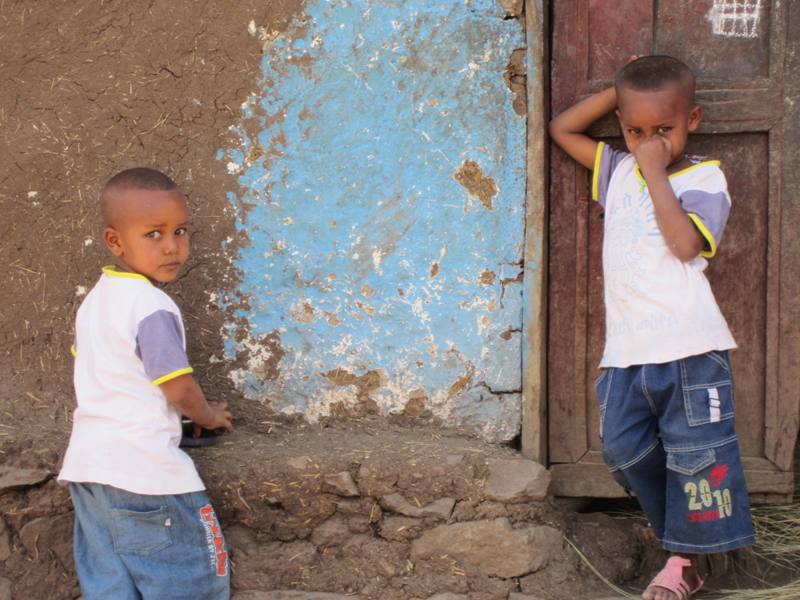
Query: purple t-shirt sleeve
[
  {"left": 135, "top": 310, "right": 193, "bottom": 384},
  {"left": 679, "top": 167, "right": 732, "bottom": 258},
  {"left": 592, "top": 142, "right": 628, "bottom": 208}
]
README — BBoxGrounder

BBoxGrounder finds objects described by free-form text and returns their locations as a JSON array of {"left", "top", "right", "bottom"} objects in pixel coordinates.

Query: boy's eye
[
  {"left": 627, "top": 128, "right": 641, "bottom": 135},
  {"left": 657, "top": 127, "right": 672, "bottom": 135},
  {"left": 175, "top": 227, "right": 188, "bottom": 236},
  {"left": 146, "top": 231, "right": 162, "bottom": 240}
]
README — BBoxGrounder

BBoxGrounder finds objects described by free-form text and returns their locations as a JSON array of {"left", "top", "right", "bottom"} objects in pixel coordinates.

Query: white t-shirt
[
  {"left": 592, "top": 142, "right": 737, "bottom": 368},
  {"left": 58, "top": 266, "right": 205, "bottom": 495}
]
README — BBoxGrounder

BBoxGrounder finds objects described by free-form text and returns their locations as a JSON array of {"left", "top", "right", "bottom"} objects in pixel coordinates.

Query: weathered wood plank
[
  {"left": 548, "top": 0, "right": 591, "bottom": 463},
  {"left": 521, "top": 0, "right": 549, "bottom": 463},
  {"left": 584, "top": 88, "right": 784, "bottom": 137},
  {"left": 771, "top": 0, "right": 800, "bottom": 473},
  {"left": 551, "top": 454, "right": 795, "bottom": 499}
]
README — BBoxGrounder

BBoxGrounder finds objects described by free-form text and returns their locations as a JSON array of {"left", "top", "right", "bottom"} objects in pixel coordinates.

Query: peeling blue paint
[{"left": 217, "top": 0, "right": 526, "bottom": 441}]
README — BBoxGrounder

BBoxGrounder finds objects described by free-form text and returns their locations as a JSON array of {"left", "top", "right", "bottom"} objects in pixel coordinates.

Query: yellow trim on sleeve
[
  {"left": 687, "top": 213, "right": 717, "bottom": 258},
  {"left": 70, "top": 345, "right": 77, "bottom": 358},
  {"left": 152, "top": 367, "right": 194, "bottom": 386},
  {"left": 591, "top": 141, "right": 606, "bottom": 201},
  {"left": 102, "top": 265, "right": 152, "bottom": 284}
]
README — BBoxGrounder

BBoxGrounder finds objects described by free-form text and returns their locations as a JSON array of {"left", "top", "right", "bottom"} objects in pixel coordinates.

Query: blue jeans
[
  {"left": 595, "top": 350, "right": 755, "bottom": 554},
  {"left": 69, "top": 482, "right": 230, "bottom": 600}
]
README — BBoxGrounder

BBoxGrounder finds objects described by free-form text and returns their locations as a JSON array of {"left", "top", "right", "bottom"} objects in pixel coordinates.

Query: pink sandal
[{"left": 647, "top": 556, "right": 704, "bottom": 600}]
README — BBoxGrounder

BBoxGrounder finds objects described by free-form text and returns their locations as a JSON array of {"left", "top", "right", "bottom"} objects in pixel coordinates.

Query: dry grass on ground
[{"left": 575, "top": 443, "right": 800, "bottom": 599}]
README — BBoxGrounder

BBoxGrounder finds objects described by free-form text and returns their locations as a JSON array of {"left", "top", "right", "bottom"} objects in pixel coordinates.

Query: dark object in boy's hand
[{"left": 180, "top": 418, "right": 225, "bottom": 447}]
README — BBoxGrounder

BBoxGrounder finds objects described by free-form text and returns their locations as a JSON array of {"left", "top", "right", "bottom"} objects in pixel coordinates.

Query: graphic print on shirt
[
  {"left": 604, "top": 192, "right": 647, "bottom": 292},
  {"left": 604, "top": 188, "right": 665, "bottom": 291},
  {"left": 604, "top": 186, "right": 680, "bottom": 341}
]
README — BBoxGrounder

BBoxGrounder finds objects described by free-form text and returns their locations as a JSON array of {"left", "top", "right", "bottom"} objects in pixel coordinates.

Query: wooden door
[{"left": 547, "top": 0, "right": 800, "bottom": 502}]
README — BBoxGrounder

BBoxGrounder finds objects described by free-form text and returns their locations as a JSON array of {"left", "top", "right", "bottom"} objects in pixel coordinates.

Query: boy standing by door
[{"left": 549, "top": 56, "right": 754, "bottom": 600}]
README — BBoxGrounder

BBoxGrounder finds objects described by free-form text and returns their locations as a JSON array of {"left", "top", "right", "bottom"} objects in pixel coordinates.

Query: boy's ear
[
  {"left": 103, "top": 227, "right": 124, "bottom": 257},
  {"left": 688, "top": 105, "right": 703, "bottom": 132}
]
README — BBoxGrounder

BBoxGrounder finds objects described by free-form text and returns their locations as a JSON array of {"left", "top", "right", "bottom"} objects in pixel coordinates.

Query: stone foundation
[{"left": 0, "top": 421, "right": 674, "bottom": 600}]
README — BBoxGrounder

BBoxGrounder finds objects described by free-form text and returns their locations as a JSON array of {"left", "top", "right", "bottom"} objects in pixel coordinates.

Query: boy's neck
[
  {"left": 108, "top": 262, "right": 160, "bottom": 286},
  {"left": 111, "top": 260, "right": 134, "bottom": 274},
  {"left": 666, "top": 155, "right": 693, "bottom": 175}
]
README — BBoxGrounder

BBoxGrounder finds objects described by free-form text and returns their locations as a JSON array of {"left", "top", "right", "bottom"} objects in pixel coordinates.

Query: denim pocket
[
  {"left": 705, "top": 350, "right": 731, "bottom": 372},
  {"left": 679, "top": 352, "right": 734, "bottom": 427},
  {"left": 666, "top": 448, "right": 716, "bottom": 476},
  {"left": 110, "top": 506, "right": 173, "bottom": 555}
]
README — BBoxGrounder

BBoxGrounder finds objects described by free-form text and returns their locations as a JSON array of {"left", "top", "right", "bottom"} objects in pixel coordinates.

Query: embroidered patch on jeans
[
  {"left": 709, "top": 463, "right": 729, "bottom": 488},
  {"left": 708, "top": 387, "right": 721, "bottom": 422},
  {"left": 684, "top": 464, "right": 733, "bottom": 523},
  {"left": 199, "top": 505, "right": 228, "bottom": 576}
]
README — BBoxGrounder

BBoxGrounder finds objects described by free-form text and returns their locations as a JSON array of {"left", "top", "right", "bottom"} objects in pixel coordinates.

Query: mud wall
[
  {"left": 1, "top": 0, "right": 533, "bottom": 444},
  {"left": 218, "top": 0, "right": 529, "bottom": 442},
  {"left": 0, "top": 0, "right": 305, "bottom": 438}
]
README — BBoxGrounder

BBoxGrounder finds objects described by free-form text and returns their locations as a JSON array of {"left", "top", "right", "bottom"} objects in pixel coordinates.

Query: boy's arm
[
  {"left": 549, "top": 87, "right": 617, "bottom": 170},
  {"left": 160, "top": 374, "right": 233, "bottom": 432},
  {"left": 635, "top": 137, "right": 704, "bottom": 261},
  {"left": 134, "top": 308, "right": 233, "bottom": 432}
]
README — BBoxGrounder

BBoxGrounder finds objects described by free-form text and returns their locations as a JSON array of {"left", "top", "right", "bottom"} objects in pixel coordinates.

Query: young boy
[
  {"left": 549, "top": 56, "right": 754, "bottom": 600},
  {"left": 58, "top": 167, "right": 234, "bottom": 599}
]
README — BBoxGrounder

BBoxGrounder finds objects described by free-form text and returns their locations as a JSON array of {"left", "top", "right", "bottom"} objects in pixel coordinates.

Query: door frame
[{"left": 520, "top": 0, "right": 549, "bottom": 464}]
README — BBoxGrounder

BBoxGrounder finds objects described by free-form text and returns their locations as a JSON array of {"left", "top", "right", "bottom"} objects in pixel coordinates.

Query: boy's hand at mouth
[{"left": 634, "top": 135, "right": 672, "bottom": 177}]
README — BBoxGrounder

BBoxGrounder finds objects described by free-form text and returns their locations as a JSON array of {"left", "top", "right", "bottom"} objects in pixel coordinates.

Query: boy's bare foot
[{"left": 642, "top": 555, "right": 703, "bottom": 600}]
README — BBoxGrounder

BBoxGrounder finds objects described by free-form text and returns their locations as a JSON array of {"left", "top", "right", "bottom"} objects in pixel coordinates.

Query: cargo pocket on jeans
[
  {"left": 667, "top": 448, "right": 739, "bottom": 521},
  {"left": 679, "top": 352, "right": 734, "bottom": 427},
  {"left": 666, "top": 448, "right": 716, "bottom": 476},
  {"left": 110, "top": 506, "right": 173, "bottom": 555}
]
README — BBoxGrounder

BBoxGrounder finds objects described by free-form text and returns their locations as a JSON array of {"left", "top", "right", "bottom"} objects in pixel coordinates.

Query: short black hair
[
  {"left": 615, "top": 55, "right": 695, "bottom": 103},
  {"left": 100, "top": 168, "right": 180, "bottom": 226},
  {"left": 102, "top": 167, "right": 177, "bottom": 193}
]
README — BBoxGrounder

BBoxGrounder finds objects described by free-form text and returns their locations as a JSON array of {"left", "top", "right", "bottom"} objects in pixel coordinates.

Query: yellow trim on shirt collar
[
  {"left": 102, "top": 265, "right": 152, "bottom": 284},
  {"left": 634, "top": 160, "right": 721, "bottom": 183}
]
